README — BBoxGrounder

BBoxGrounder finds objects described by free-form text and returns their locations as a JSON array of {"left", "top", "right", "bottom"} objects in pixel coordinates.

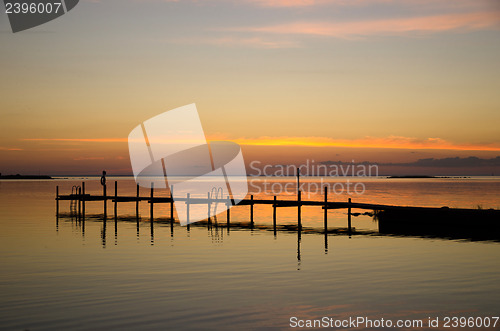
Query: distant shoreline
[
  {"left": 387, "top": 175, "right": 471, "bottom": 179},
  {"left": 2, "top": 174, "right": 493, "bottom": 179},
  {"left": 0, "top": 175, "right": 53, "bottom": 180}
]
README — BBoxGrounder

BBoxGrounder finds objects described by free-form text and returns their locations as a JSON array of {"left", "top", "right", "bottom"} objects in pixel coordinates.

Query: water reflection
[
  {"left": 136, "top": 216, "right": 140, "bottom": 241},
  {"left": 101, "top": 219, "right": 106, "bottom": 248},
  {"left": 297, "top": 228, "right": 301, "bottom": 270},
  {"left": 57, "top": 207, "right": 500, "bottom": 252},
  {"left": 56, "top": 193, "right": 500, "bottom": 258},
  {"left": 324, "top": 231, "right": 328, "bottom": 254},
  {"left": 207, "top": 217, "right": 224, "bottom": 243},
  {"left": 150, "top": 218, "right": 154, "bottom": 246}
]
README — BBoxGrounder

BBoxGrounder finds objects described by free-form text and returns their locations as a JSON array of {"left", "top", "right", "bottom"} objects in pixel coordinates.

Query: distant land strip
[
  {"left": 387, "top": 175, "right": 471, "bottom": 179},
  {"left": 0, "top": 174, "right": 52, "bottom": 179}
]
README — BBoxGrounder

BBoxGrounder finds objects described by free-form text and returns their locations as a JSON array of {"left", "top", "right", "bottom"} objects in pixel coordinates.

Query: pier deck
[{"left": 56, "top": 181, "right": 500, "bottom": 236}]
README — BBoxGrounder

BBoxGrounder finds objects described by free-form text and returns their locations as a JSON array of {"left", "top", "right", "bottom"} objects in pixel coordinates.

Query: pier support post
[
  {"left": 103, "top": 183, "right": 107, "bottom": 220},
  {"left": 226, "top": 195, "right": 230, "bottom": 231},
  {"left": 150, "top": 183, "right": 154, "bottom": 221},
  {"left": 150, "top": 185, "right": 155, "bottom": 244},
  {"left": 324, "top": 186, "right": 328, "bottom": 252},
  {"left": 170, "top": 185, "right": 174, "bottom": 237},
  {"left": 186, "top": 193, "right": 190, "bottom": 226},
  {"left": 273, "top": 196, "right": 277, "bottom": 236},
  {"left": 324, "top": 186, "right": 328, "bottom": 233},
  {"left": 348, "top": 197, "right": 352, "bottom": 236},
  {"left": 82, "top": 182, "right": 85, "bottom": 221},
  {"left": 298, "top": 190, "right": 302, "bottom": 230},
  {"left": 250, "top": 194, "right": 254, "bottom": 226},
  {"left": 207, "top": 192, "right": 211, "bottom": 225},
  {"left": 56, "top": 186, "right": 59, "bottom": 217},
  {"left": 114, "top": 181, "right": 118, "bottom": 220},
  {"left": 78, "top": 187, "right": 81, "bottom": 220},
  {"left": 136, "top": 184, "right": 140, "bottom": 235},
  {"left": 170, "top": 185, "right": 174, "bottom": 225},
  {"left": 136, "top": 184, "right": 139, "bottom": 219}
]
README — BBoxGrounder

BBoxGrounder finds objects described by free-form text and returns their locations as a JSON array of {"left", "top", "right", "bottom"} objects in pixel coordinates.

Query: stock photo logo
[
  {"left": 128, "top": 104, "right": 248, "bottom": 226},
  {"left": 3, "top": 0, "right": 79, "bottom": 33}
]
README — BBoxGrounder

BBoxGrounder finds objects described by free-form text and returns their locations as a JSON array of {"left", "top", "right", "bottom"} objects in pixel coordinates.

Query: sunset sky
[{"left": 0, "top": 0, "right": 499, "bottom": 175}]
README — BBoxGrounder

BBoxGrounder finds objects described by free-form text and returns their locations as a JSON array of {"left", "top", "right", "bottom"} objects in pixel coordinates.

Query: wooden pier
[{"left": 56, "top": 180, "right": 500, "bottom": 240}]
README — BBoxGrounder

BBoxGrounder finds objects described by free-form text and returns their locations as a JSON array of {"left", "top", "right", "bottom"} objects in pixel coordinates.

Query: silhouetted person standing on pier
[{"left": 100, "top": 170, "right": 107, "bottom": 187}]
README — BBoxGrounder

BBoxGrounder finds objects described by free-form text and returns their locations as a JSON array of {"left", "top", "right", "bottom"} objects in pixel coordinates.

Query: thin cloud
[
  {"left": 215, "top": 135, "right": 500, "bottom": 151},
  {"left": 230, "top": 11, "right": 500, "bottom": 38},
  {"left": 73, "top": 156, "right": 106, "bottom": 161},
  {"left": 0, "top": 147, "right": 23, "bottom": 151},
  {"left": 23, "top": 138, "right": 128, "bottom": 143},
  {"left": 123, "top": 0, "right": 330, "bottom": 6},
  {"left": 249, "top": 0, "right": 499, "bottom": 10},
  {"left": 320, "top": 156, "right": 500, "bottom": 168},
  {"left": 125, "top": 0, "right": 495, "bottom": 10}
]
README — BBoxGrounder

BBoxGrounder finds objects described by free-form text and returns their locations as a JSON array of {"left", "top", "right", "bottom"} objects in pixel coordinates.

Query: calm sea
[{"left": 0, "top": 177, "right": 499, "bottom": 330}]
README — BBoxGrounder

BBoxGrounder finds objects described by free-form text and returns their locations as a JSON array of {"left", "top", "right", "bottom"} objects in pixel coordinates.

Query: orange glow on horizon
[
  {"left": 23, "top": 138, "right": 128, "bottom": 143},
  {"left": 221, "top": 136, "right": 500, "bottom": 151},
  {"left": 20, "top": 136, "right": 500, "bottom": 152}
]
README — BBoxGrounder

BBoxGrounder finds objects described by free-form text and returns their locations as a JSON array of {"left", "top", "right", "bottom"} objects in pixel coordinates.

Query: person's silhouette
[{"left": 100, "top": 170, "right": 107, "bottom": 186}]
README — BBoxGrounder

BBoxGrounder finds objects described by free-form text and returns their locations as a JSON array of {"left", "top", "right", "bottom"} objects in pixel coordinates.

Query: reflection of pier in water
[
  {"left": 57, "top": 209, "right": 374, "bottom": 267},
  {"left": 56, "top": 181, "right": 500, "bottom": 245},
  {"left": 57, "top": 205, "right": 500, "bottom": 268}
]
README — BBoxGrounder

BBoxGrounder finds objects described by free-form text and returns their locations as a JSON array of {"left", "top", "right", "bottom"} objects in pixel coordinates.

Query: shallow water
[{"left": 1, "top": 177, "right": 499, "bottom": 330}]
